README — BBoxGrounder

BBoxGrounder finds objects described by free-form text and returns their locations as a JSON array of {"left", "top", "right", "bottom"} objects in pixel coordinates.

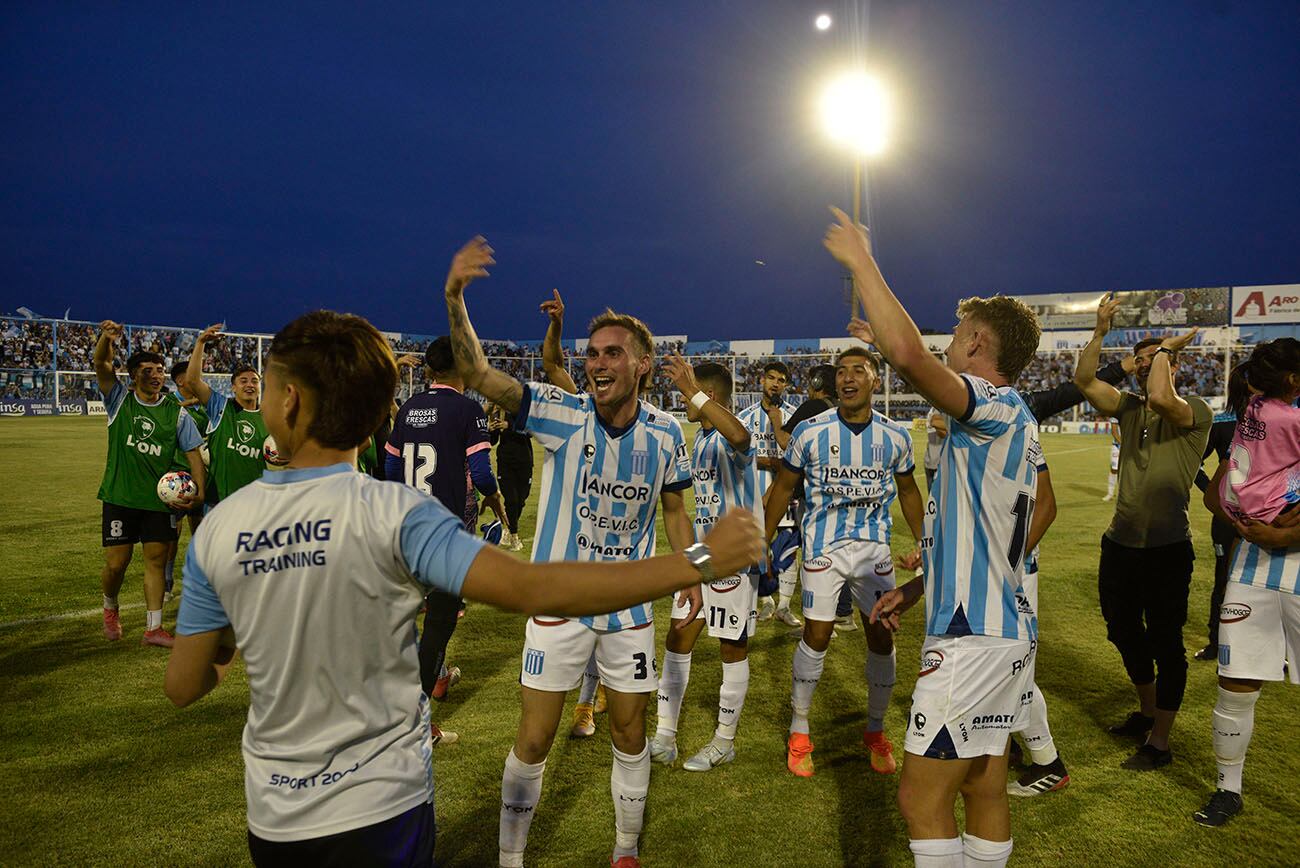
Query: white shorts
[
  {"left": 1109, "top": 444, "right": 1120, "bottom": 473},
  {"left": 799, "top": 540, "right": 895, "bottom": 622},
  {"left": 520, "top": 618, "right": 658, "bottom": 694},
  {"left": 904, "top": 634, "right": 1037, "bottom": 760},
  {"left": 1217, "top": 582, "right": 1300, "bottom": 685},
  {"left": 669, "top": 573, "right": 758, "bottom": 641}
]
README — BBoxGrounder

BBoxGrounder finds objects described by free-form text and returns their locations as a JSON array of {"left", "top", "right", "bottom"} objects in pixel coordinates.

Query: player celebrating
[
  {"left": 164, "top": 308, "right": 763, "bottom": 867},
  {"left": 162, "top": 360, "right": 211, "bottom": 600},
  {"left": 764, "top": 345, "right": 924, "bottom": 777},
  {"left": 825, "top": 207, "right": 1045, "bottom": 868},
  {"left": 441, "top": 237, "right": 696, "bottom": 868},
  {"left": 181, "top": 324, "right": 268, "bottom": 503},
  {"left": 94, "top": 321, "right": 205, "bottom": 647},
  {"left": 738, "top": 361, "right": 801, "bottom": 624},
  {"left": 648, "top": 356, "right": 763, "bottom": 772}
]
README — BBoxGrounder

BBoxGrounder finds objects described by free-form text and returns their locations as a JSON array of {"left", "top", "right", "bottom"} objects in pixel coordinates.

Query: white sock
[
  {"left": 716, "top": 658, "right": 750, "bottom": 741},
  {"left": 1106, "top": 474, "right": 1116, "bottom": 496},
  {"left": 577, "top": 652, "right": 599, "bottom": 706},
  {"left": 146, "top": 609, "right": 162, "bottom": 631},
  {"left": 777, "top": 592, "right": 792, "bottom": 611},
  {"left": 962, "top": 834, "right": 1012, "bottom": 868},
  {"left": 1022, "top": 682, "right": 1058, "bottom": 765},
  {"left": 778, "top": 559, "right": 798, "bottom": 601},
  {"left": 908, "top": 836, "right": 963, "bottom": 867},
  {"left": 499, "top": 749, "right": 546, "bottom": 867},
  {"left": 103, "top": 594, "right": 118, "bottom": 610},
  {"left": 1213, "top": 686, "right": 1259, "bottom": 794},
  {"left": 655, "top": 650, "right": 691, "bottom": 740},
  {"left": 790, "top": 639, "right": 826, "bottom": 735},
  {"left": 865, "top": 648, "right": 896, "bottom": 733},
  {"left": 611, "top": 744, "right": 649, "bottom": 859}
]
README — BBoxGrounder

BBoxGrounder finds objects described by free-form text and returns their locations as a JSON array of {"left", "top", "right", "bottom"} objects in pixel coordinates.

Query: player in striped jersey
[
  {"left": 826, "top": 206, "right": 1046, "bottom": 868},
  {"left": 442, "top": 237, "right": 696, "bottom": 868},
  {"left": 737, "top": 363, "right": 802, "bottom": 624},
  {"left": 765, "top": 346, "right": 925, "bottom": 777},
  {"left": 649, "top": 356, "right": 764, "bottom": 772}
]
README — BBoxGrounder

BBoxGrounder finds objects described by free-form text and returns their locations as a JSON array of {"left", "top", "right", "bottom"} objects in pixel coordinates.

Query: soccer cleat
[
  {"left": 141, "top": 627, "right": 175, "bottom": 648},
  {"left": 683, "top": 741, "right": 736, "bottom": 772},
  {"left": 1108, "top": 711, "right": 1155, "bottom": 739},
  {"left": 498, "top": 531, "right": 513, "bottom": 548},
  {"left": 1192, "top": 789, "right": 1243, "bottom": 827},
  {"left": 511, "top": 533, "right": 525, "bottom": 552},
  {"left": 757, "top": 598, "right": 776, "bottom": 622},
  {"left": 1193, "top": 644, "right": 1217, "bottom": 662},
  {"left": 430, "top": 723, "right": 458, "bottom": 747},
  {"left": 103, "top": 608, "right": 123, "bottom": 641},
  {"left": 648, "top": 734, "right": 678, "bottom": 765},
  {"left": 774, "top": 606, "right": 801, "bottom": 628},
  {"left": 1008, "top": 757, "right": 1070, "bottom": 796},
  {"left": 571, "top": 703, "right": 596, "bottom": 738},
  {"left": 835, "top": 613, "right": 858, "bottom": 633},
  {"left": 1121, "top": 743, "right": 1172, "bottom": 771},
  {"left": 431, "top": 665, "right": 461, "bottom": 701},
  {"left": 863, "top": 730, "right": 897, "bottom": 774},
  {"left": 610, "top": 857, "right": 641, "bottom": 868},
  {"left": 787, "top": 733, "right": 815, "bottom": 777},
  {"left": 594, "top": 683, "right": 608, "bottom": 714}
]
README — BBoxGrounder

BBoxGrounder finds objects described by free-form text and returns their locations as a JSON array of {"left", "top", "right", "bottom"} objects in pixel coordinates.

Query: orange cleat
[
  {"left": 787, "top": 732, "right": 815, "bottom": 777},
  {"left": 864, "top": 730, "right": 898, "bottom": 774},
  {"left": 141, "top": 626, "right": 175, "bottom": 648},
  {"left": 103, "top": 608, "right": 122, "bottom": 641}
]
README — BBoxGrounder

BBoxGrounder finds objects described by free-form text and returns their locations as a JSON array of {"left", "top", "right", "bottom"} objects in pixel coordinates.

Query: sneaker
[
  {"left": 863, "top": 730, "right": 897, "bottom": 774},
  {"left": 511, "top": 534, "right": 525, "bottom": 553},
  {"left": 430, "top": 723, "right": 458, "bottom": 747},
  {"left": 757, "top": 598, "right": 776, "bottom": 622},
  {"left": 571, "top": 703, "right": 596, "bottom": 738},
  {"left": 1121, "top": 743, "right": 1172, "bottom": 771},
  {"left": 1108, "top": 711, "right": 1155, "bottom": 739},
  {"left": 683, "top": 741, "right": 736, "bottom": 772},
  {"left": 594, "top": 683, "right": 608, "bottom": 714},
  {"left": 610, "top": 857, "right": 641, "bottom": 868},
  {"left": 787, "top": 732, "right": 815, "bottom": 777},
  {"left": 497, "top": 531, "right": 513, "bottom": 548},
  {"left": 163, "top": 590, "right": 174, "bottom": 603},
  {"left": 648, "top": 734, "right": 678, "bottom": 765},
  {"left": 103, "top": 607, "right": 122, "bottom": 641},
  {"left": 141, "top": 627, "right": 175, "bottom": 648},
  {"left": 775, "top": 606, "right": 801, "bottom": 628},
  {"left": 431, "top": 665, "right": 461, "bottom": 701},
  {"left": 835, "top": 613, "right": 858, "bottom": 633},
  {"left": 1192, "top": 789, "right": 1243, "bottom": 827},
  {"left": 1008, "top": 757, "right": 1070, "bottom": 796},
  {"left": 1103, "top": 494, "right": 1114, "bottom": 502},
  {"left": 1194, "top": 644, "right": 1217, "bottom": 662}
]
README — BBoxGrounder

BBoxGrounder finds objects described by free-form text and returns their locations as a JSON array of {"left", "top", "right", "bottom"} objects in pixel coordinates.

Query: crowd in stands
[{"left": 1, "top": 319, "right": 54, "bottom": 370}]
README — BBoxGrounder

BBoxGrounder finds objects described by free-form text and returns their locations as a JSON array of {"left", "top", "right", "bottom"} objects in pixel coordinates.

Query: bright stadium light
[
  {"left": 819, "top": 71, "right": 890, "bottom": 158},
  {"left": 815, "top": 13, "right": 832, "bottom": 31}
]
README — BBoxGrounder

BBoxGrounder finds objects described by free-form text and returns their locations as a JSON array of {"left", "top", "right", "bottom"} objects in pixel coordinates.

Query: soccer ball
[
  {"left": 157, "top": 471, "right": 198, "bottom": 507},
  {"left": 263, "top": 434, "right": 290, "bottom": 466}
]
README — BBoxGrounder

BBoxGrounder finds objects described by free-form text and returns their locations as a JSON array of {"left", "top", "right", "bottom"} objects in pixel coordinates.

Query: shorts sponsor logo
[
  {"left": 1219, "top": 603, "right": 1252, "bottom": 624},
  {"left": 709, "top": 576, "right": 742, "bottom": 593},
  {"left": 874, "top": 559, "right": 893, "bottom": 576},
  {"left": 918, "top": 649, "right": 944, "bottom": 677},
  {"left": 532, "top": 617, "right": 567, "bottom": 626},
  {"left": 1011, "top": 648, "right": 1033, "bottom": 676},
  {"left": 523, "top": 648, "right": 545, "bottom": 676},
  {"left": 804, "top": 556, "right": 832, "bottom": 572},
  {"left": 970, "top": 714, "right": 1014, "bottom": 730}
]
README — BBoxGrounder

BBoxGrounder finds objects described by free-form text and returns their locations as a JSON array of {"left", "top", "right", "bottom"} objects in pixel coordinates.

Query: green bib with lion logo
[
  {"left": 98, "top": 391, "right": 183, "bottom": 512},
  {"left": 210, "top": 402, "right": 269, "bottom": 500}
]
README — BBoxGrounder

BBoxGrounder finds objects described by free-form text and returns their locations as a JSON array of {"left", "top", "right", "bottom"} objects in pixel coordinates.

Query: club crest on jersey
[
  {"left": 235, "top": 418, "right": 256, "bottom": 444},
  {"left": 523, "top": 648, "right": 545, "bottom": 676},
  {"left": 631, "top": 450, "right": 648, "bottom": 475},
  {"left": 872, "top": 445, "right": 885, "bottom": 463},
  {"left": 133, "top": 416, "right": 156, "bottom": 440}
]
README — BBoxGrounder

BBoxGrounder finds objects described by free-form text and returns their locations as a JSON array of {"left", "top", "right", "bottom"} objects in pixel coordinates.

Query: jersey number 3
[{"left": 402, "top": 443, "right": 439, "bottom": 495}]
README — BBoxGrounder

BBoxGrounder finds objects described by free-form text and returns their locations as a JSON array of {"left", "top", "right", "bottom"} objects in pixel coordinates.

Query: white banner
[
  {"left": 87, "top": 400, "right": 107, "bottom": 416},
  {"left": 1231, "top": 285, "right": 1300, "bottom": 324}
]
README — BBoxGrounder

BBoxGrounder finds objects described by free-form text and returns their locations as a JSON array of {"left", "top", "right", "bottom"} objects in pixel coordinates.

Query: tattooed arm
[{"left": 443, "top": 236, "right": 524, "bottom": 413}]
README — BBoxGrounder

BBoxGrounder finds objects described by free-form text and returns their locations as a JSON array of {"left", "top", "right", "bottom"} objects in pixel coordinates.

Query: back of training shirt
[
  {"left": 176, "top": 465, "right": 485, "bottom": 842},
  {"left": 387, "top": 384, "right": 491, "bottom": 528}
]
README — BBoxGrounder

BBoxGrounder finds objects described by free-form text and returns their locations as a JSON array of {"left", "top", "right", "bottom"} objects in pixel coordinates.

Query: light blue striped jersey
[
  {"left": 923, "top": 374, "right": 1042, "bottom": 641},
  {"left": 738, "top": 399, "right": 800, "bottom": 525},
  {"left": 690, "top": 425, "right": 764, "bottom": 551},
  {"left": 517, "top": 382, "right": 692, "bottom": 631},
  {"left": 782, "top": 407, "right": 915, "bottom": 558},
  {"left": 1228, "top": 542, "right": 1300, "bottom": 596}
]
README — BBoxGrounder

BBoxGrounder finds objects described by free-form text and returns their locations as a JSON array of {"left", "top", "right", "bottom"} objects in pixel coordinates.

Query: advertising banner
[
  {"left": 1231, "top": 285, "right": 1300, "bottom": 324},
  {"left": 1019, "top": 288, "right": 1230, "bottom": 331}
]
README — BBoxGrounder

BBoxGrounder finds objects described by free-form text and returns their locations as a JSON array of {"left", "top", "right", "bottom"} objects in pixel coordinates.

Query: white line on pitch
[
  {"left": 0, "top": 600, "right": 147, "bottom": 631},
  {"left": 1046, "top": 445, "right": 1106, "bottom": 456}
]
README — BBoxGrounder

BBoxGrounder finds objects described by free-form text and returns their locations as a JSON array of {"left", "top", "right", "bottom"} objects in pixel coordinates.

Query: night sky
[{"left": 3, "top": 1, "right": 1298, "bottom": 341}]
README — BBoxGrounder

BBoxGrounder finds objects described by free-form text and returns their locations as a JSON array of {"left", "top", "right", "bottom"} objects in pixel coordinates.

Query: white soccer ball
[
  {"left": 263, "top": 434, "right": 290, "bottom": 466},
  {"left": 157, "top": 471, "right": 198, "bottom": 507}
]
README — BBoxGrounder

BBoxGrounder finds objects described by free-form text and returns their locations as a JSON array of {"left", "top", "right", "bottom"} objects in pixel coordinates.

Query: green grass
[{"left": 1, "top": 417, "right": 1297, "bottom": 866}]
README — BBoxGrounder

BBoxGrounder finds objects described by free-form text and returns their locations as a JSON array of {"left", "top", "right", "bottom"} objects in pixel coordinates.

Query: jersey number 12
[{"left": 402, "top": 443, "right": 439, "bottom": 496}]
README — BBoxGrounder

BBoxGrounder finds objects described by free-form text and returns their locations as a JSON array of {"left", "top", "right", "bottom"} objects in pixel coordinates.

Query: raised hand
[
  {"left": 395, "top": 353, "right": 423, "bottom": 369},
  {"left": 540, "top": 288, "right": 565, "bottom": 325},
  {"left": 663, "top": 353, "right": 700, "bottom": 398},
  {"left": 823, "top": 206, "right": 873, "bottom": 272},
  {"left": 847, "top": 317, "right": 877, "bottom": 345},
  {"left": 1094, "top": 292, "right": 1122, "bottom": 338},
  {"left": 197, "top": 323, "right": 225, "bottom": 344},
  {"left": 445, "top": 236, "right": 495, "bottom": 297},
  {"left": 1159, "top": 327, "right": 1200, "bottom": 353},
  {"left": 99, "top": 320, "right": 124, "bottom": 341},
  {"left": 701, "top": 509, "right": 765, "bottom": 577}
]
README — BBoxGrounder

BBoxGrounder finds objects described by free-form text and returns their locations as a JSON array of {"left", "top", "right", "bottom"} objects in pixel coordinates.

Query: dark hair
[
  {"left": 693, "top": 362, "right": 733, "bottom": 401},
  {"left": 268, "top": 311, "right": 398, "bottom": 450},
  {"left": 424, "top": 337, "right": 455, "bottom": 374},
  {"left": 1133, "top": 337, "right": 1170, "bottom": 361},
  {"left": 1243, "top": 337, "right": 1300, "bottom": 404},
  {"left": 231, "top": 363, "right": 259, "bottom": 381},
  {"left": 1226, "top": 362, "right": 1252, "bottom": 421},
  {"left": 836, "top": 345, "right": 880, "bottom": 374},
  {"left": 126, "top": 351, "right": 164, "bottom": 377},
  {"left": 170, "top": 361, "right": 188, "bottom": 381},
  {"left": 809, "top": 364, "right": 838, "bottom": 399},
  {"left": 763, "top": 361, "right": 790, "bottom": 379}
]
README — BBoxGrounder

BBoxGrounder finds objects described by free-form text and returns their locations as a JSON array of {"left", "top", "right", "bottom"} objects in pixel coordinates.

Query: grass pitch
[{"left": 2, "top": 417, "right": 1297, "bottom": 866}]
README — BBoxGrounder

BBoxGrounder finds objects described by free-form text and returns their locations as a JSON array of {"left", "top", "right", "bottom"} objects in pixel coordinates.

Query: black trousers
[
  {"left": 248, "top": 801, "right": 435, "bottom": 867},
  {"left": 497, "top": 460, "right": 532, "bottom": 534},
  {"left": 419, "top": 590, "right": 462, "bottom": 695},
  {"left": 1098, "top": 535, "right": 1195, "bottom": 712},
  {"left": 1206, "top": 517, "right": 1239, "bottom": 646}
]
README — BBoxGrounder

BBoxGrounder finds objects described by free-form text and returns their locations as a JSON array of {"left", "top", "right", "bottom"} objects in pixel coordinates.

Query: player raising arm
[
  {"left": 826, "top": 206, "right": 1044, "bottom": 868},
  {"left": 540, "top": 288, "right": 579, "bottom": 394}
]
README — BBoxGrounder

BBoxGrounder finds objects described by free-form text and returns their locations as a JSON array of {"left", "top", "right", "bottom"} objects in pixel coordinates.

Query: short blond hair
[
  {"left": 955, "top": 296, "right": 1041, "bottom": 380},
  {"left": 588, "top": 309, "right": 655, "bottom": 391}
]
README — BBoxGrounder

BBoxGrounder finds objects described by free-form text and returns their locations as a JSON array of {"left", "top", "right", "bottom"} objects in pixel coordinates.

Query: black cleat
[
  {"left": 1121, "top": 743, "right": 1172, "bottom": 771},
  {"left": 1193, "top": 789, "right": 1243, "bottom": 827},
  {"left": 1193, "top": 644, "right": 1217, "bottom": 661},
  {"left": 1108, "top": 711, "right": 1155, "bottom": 739},
  {"left": 1008, "top": 757, "right": 1069, "bottom": 797}
]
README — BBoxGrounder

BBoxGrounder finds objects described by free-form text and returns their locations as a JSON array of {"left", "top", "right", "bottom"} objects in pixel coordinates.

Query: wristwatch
[
  {"left": 683, "top": 543, "right": 715, "bottom": 582},
  {"left": 1155, "top": 347, "right": 1174, "bottom": 357}
]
